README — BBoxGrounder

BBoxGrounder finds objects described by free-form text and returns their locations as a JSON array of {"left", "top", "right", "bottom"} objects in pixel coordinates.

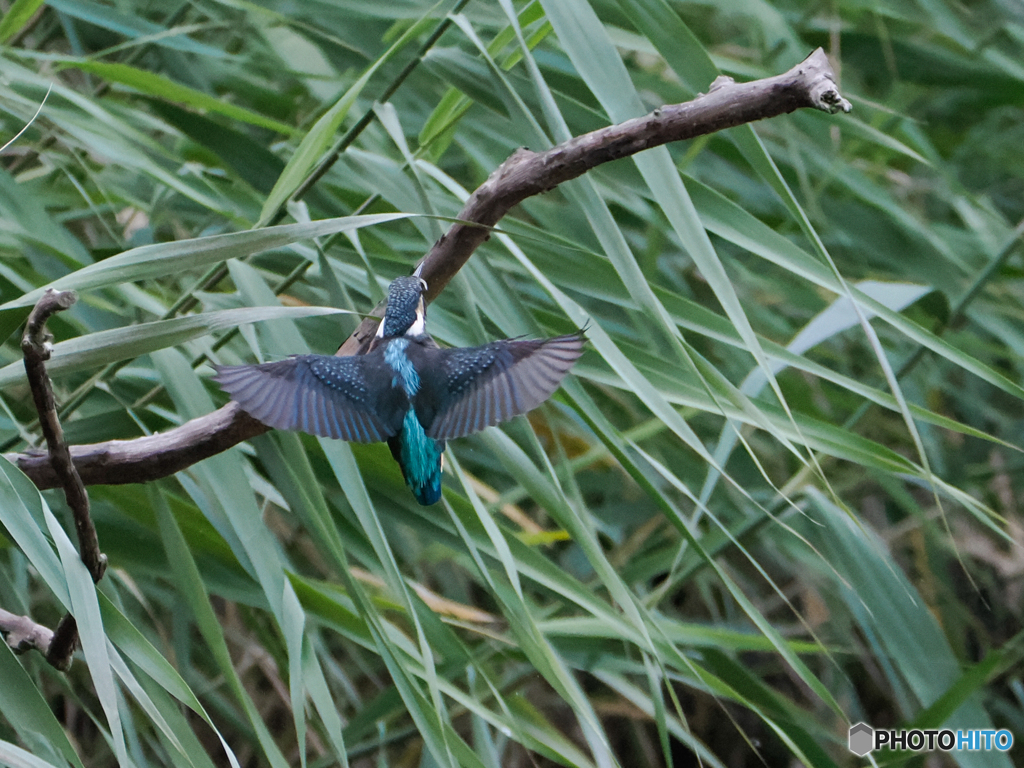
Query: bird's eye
[{"left": 418, "top": 277, "right": 428, "bottom": 291}]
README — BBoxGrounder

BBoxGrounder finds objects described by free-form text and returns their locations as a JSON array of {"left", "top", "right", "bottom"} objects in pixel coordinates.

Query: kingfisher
[{"left": 213, "top": 276, "right": 585, "bottom": 505}]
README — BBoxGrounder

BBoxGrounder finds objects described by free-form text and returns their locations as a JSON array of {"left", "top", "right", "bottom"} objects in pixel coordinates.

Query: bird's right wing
[
  {"left": 213, "top": 355, "right": 399, "bottom": 442},
  {"left": 422, "top": 333, "right": 584, "bottom": 440}
]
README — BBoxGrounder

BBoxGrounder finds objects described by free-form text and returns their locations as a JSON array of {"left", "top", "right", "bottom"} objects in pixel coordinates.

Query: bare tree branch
[
  {"left": 6, "top": 48, "right": 849, "bottom": 492},
  {"left": 0, "top": 607, "right": 54, "bottom": 655},
  {"left": 12, "top": 401, "right": 270, "bottom": 490},
  {"left": 338, "top": 47, "right": 850, "bottom": 354},
  {"left": 21, "top": 289, "right": 106, "bottom": 583},
  {"left": 10, "top": 289, "right": 109, "bottom": 668}
]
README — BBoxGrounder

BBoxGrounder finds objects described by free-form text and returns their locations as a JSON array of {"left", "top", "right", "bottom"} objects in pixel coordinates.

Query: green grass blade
[
  {"left": 153, "top": 485, "right": 291, "bottom": 768},
  {"left": 57, "top": 61, "right": 295, "bottom": 135},
  {"left": 0, "top": 0, "right": 46, "bottom": 44},
  {"left": 0, "top": 212, "right": 410, "bottom": 312},
  {"left": 0, "top": 461, "right": 69, "bottom": 604},
  {"left": 0, "top": 643, "right": 85, "bottom": 768},
  {"left": 256, "top": 13, "right": 435, "bottom": 226},
  {"left": 0, "top": 305, "right": 350, "bottom": 388},
  {"left": 45, "top": 507, "right": 127, "bottom": 764}
]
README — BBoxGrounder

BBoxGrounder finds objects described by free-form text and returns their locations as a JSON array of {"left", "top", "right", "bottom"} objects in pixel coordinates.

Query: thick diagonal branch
[
  {"left": 12, "top": 401, "right": 270, "bottom": 489},
  {"left": 7, "top": 48, "right": 849, "bottom": 491},
  {"left": 338, "top": 47, "right": 850, "bottom": 354}
]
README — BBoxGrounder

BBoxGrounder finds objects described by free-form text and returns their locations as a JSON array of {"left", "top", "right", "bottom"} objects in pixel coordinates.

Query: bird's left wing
[
  {"left": 213, "top": 355, "right": 401, "bottom": 442},
  {"left": 419, "top": 332, "right": 584, "bottom": 440}
]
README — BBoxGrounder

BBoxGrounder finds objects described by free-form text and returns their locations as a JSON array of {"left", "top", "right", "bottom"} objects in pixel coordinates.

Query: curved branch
[
  {"left": 10, "top": 401, "right": 269, "bottom": 489},
  {"left": 7, "top": 48, "right": 849, "bottom": 491},
  {"left": 21, "top": 289, "right": 106, "bottom": 582},
  {"left": 15, "top": 289, "right": 109, "bottom": 668},
  {"left": 338, "top": 47, "right": 849, "bottom": 353}
]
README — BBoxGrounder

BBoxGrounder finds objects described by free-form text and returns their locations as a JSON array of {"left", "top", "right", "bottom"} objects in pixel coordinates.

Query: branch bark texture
[
  {"left": 338, "top": 47, "right": 850, "bottom": 353},
  {"left": 7, "top": 48, "right": 849, "bottom": 491},
  {"left": 0, "top": 607, "right": 54, "bottom": 655},
  {"left": 21, "top": 289, "right": 106, "bottom": 583},
  {"left": 6, "top": 289, "right": 109, "bottom": 668}
]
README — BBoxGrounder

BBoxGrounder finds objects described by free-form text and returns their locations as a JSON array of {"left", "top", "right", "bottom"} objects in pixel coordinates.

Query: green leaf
[
  {"left": 0, "top": 305, "right": 351, "bottom": 388},
  {"left": 0, "top": 738, "right": 66, "bottom": 768},
  {"left": 0, "top": 0, "right": 46, "bottom": 44},
  {"left": 58, "top": 60, "right": 296, "bottom": 135},
  {"left": 0, "top": 212, "right": 410, "bottom": 342},
  {"left": 0, "top": 459, "right": 68, "bottom": 604},
  {"left": 256, "top": 15, "right": 431, "bottom": 226},
  {"left": 0, "top": 643, "right": 85, "bottom": 768},
  {"left": 47, "top": 0, "right": 225, "bottom": 57},
  {"left": 153, "top": 484, "right": 291, "bottom": 768},
  {"left": 45, "top": 503, "right": 128, "bottom": 764}
]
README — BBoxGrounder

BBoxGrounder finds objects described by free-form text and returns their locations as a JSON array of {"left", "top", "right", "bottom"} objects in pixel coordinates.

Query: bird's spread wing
[
  {"left": 213, "top": 355, "right": 399, "bottom": 442},
  {"left": 421, "top": 333, "right": 584, "bottom": 440}
]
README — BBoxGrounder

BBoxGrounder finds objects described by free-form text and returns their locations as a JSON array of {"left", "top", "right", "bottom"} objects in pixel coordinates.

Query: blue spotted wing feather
[
  {"left": 213, "top": 355, "right": 402, "bottom": 442},
  {"left": 420, "top": 332, "right": 584, "bottom": 440}
]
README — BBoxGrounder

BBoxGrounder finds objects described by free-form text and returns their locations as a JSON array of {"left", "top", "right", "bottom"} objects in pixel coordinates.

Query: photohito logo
[{"left": 848, "top": 723, "right": 1013, "bottom": 756}]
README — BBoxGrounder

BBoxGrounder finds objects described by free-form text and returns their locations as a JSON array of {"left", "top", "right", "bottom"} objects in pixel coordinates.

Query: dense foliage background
[{"left": 1, "top": 0, "right": 1022, "bottom": 766}]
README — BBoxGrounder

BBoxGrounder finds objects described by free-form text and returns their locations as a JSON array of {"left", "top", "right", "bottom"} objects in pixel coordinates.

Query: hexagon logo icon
[{"left": 848, "top": 722, "right": 874, "bottom": 756}]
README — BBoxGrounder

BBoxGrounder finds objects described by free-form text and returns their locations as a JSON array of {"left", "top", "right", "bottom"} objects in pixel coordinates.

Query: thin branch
[
  {"left": 6, "top": 48, "right": 850, "bottom": 491},
  {"left": 22, "top": 289, "right": 106, "bottom": 583},
  {"left": 13, "top": 288, "right": 108, "bottom": 668}
]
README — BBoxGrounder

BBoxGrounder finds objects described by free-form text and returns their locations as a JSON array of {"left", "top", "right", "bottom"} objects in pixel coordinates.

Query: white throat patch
[{"left": 406, "top": 299, "right": 426, "bottom": 336}]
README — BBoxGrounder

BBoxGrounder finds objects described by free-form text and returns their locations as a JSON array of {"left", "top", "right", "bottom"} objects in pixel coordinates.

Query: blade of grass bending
[
  {"left": 45, "top": 508, "right": 128, "bottom": 765},
  {"left": 55, "top": 60, "right": 295, "bottom": 135},
  {"left": 98, "top": 589, "right": 241, "bottom": 767},
  {"left": 0, "top": 460, "right": 69, "bottom": 603},
  {"left": 154, "top": 486, "right": 290, "bottom": 768},
  {"left": 319, "top": 439, "right": 459, "bottom": 768},
  {"left": 0, "top": 213, "right": 412, "bottom": 342},
  {"left": 257, "top": 4, "right": 445, "bottom": 226},
  {"left": 0, "top": 644, "right": 85, "bottom": 768},
  {"left": 0, "top": 306, "right": 350, "bottom": 388}
]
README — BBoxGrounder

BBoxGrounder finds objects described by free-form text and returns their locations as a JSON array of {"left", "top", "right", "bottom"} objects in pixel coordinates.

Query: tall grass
[{"left": 0, "top": 1, "right": 1022, "bottom": 766}]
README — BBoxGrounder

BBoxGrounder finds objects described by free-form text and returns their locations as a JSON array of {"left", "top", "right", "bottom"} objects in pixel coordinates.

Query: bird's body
[{"left": 214, "top": 276, "right": 584, "bottom": 504}]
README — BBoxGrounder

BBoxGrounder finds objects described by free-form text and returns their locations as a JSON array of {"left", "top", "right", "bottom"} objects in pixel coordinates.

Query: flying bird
[{"left": 213, "top": 276, "right": 584, "bottom": 504}]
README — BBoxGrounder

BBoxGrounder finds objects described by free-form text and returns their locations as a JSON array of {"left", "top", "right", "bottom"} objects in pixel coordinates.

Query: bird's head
[{"left": 377, "top": 276, "right": 428, "bottom": 339}]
